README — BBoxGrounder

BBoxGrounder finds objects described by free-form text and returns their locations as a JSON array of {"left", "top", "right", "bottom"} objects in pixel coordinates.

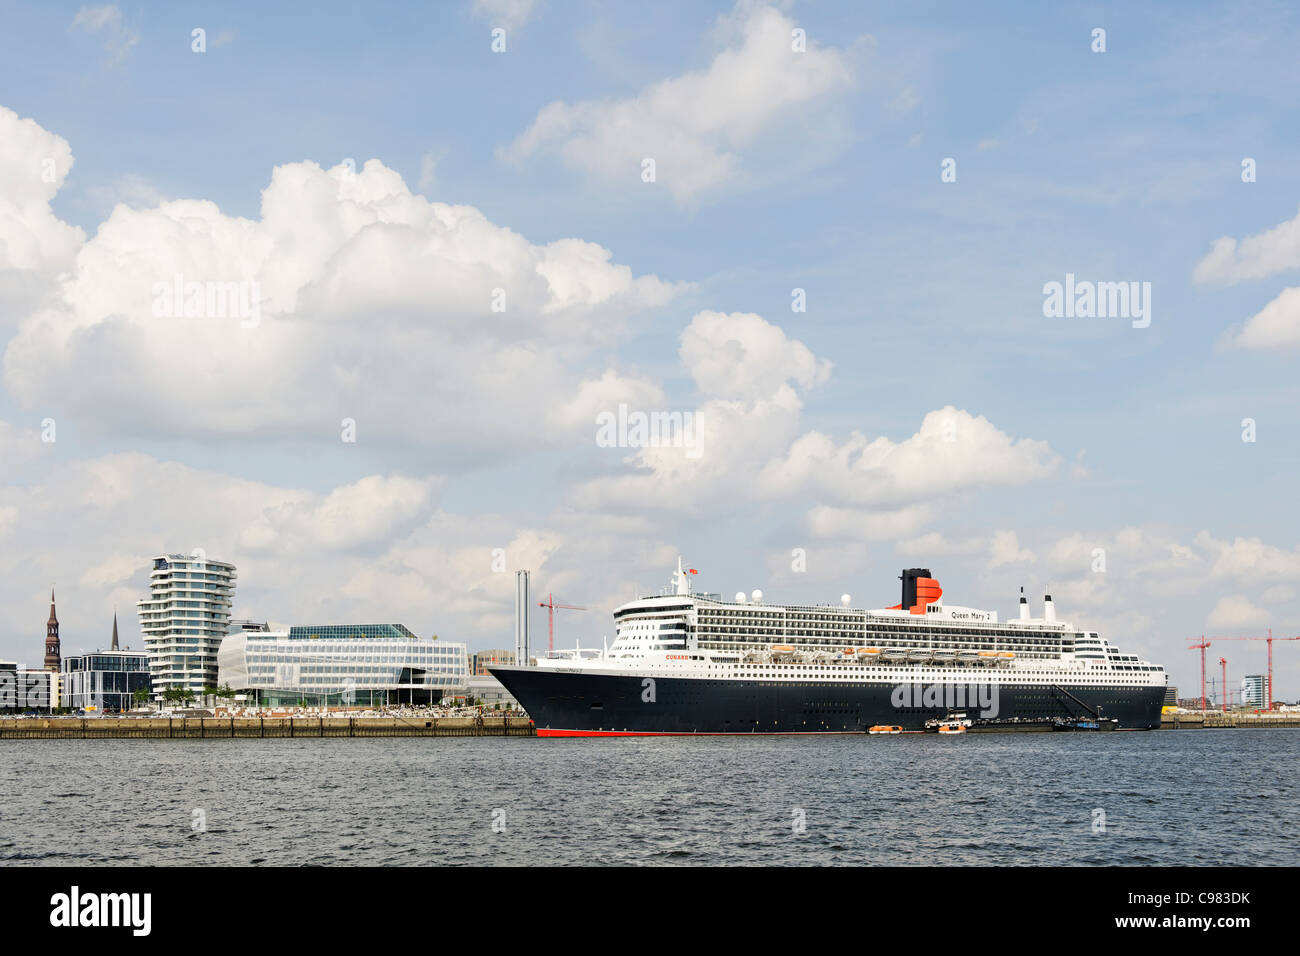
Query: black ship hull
[{"left": 491, "top": 666, "right": 1167, "bottom": 735}]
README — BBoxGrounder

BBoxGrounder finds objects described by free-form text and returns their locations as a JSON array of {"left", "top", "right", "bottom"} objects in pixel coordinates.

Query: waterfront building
[
  {"left": 471, "top": 648, "right": 516, "bottom": 676},
  {"left": 467, "top": 674, "right": 519, "bottom": 709},
  {"left": 60, "top": 614, "right": 151, "bottom": 713},
  {"left": 1, "top": 661, "right": 55, "bottom": 712},
  {"left": 136, "top": 554, "right": 237, "bottom": 699},
  {"left": 1242, "top": 674, "right": 1266, "bottom": 708},
  {"left": 44, "top": 588, "right": 60, "bottom": 672},
  {"left": 217, "top": 624, "right": 468, "bottom": 707}
]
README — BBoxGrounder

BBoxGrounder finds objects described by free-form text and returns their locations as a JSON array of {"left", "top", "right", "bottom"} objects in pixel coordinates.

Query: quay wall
[
  {"left": 1160, "top": 713, "right": 1300, "bottom": 729},
  {"left": 0, "top": 716, "right": 536, "bottom": 739}
]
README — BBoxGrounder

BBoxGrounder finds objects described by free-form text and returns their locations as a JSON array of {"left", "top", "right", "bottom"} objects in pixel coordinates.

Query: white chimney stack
[
  {"left": 1019, "top": 587, "right": 1029, "bottom": 621},
  {"left": 1043, "top": 592, "right": 1056, "bottom": 624}
]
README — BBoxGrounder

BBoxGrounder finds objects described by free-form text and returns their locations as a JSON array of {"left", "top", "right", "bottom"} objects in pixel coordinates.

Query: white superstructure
[{"left": 533, "top": 558, "right": 1166, "bottom": 692}]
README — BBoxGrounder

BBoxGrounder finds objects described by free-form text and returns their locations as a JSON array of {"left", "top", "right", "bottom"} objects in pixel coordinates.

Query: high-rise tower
[
  {"left": 137, "top": 554, "right": 237, "bottom": 698},
  {"left": 44, "top": 588, "right": 61, "bottom": 671}
]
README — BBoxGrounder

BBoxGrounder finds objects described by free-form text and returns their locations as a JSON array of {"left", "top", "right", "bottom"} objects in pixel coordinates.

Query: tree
[
  {"left": 132, "top": 688, "right": 150, "bottom": 708},
  {"left": 164, "top": 687, "right": 196, "bottom": 707}
]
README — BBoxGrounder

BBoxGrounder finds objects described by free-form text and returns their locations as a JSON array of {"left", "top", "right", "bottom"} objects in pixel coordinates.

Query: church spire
[
  {"left": 111, "top": 609, "right": 120, "bottom": 650},
  {"left": 44, "top": 586, "right": 61, "bottom": 671}
]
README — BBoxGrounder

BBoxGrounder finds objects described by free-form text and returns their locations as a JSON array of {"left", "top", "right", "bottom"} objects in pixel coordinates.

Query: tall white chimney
[
  {"left": 515, "top": 570, "right": 530, "bottom": 664},
  {"left": 1019, "top": 587, "right": 1029, "bottom": 621},
  {"left": 1043, "top": 592, "right": 1056, "bottom": 624}
]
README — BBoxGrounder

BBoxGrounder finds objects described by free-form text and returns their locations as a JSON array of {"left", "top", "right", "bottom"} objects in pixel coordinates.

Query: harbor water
[{"left": 2, "top": 730, "right": 1294, "bottom": 866}]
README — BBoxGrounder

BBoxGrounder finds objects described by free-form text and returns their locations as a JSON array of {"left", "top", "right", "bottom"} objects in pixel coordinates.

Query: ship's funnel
[
  {"left": 898, "top": 568, "right": 941, "bottom": 615},
  {"left": 1019, "top": 587, "right": 1029, "bottom": 621},
  {"left": 900, "top": 568, "right": 931, "bottom": 610},
  {"left": 1044, "top": 593, "right": 1056, "bottom": 624}
]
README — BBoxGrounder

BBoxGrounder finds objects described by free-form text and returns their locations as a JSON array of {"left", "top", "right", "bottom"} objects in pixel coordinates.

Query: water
[{"left": 1, "top": 730, "right": 1294, "bottom": 865}]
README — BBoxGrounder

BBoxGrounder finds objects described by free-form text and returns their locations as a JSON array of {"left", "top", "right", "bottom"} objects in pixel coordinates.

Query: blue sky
[{"left": 2, "top": 1, "right": 1299, "bottom": 701}]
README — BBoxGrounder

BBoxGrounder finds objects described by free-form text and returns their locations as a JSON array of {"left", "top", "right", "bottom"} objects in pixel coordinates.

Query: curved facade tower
[{"left": 136, "top": 554, "right": 237, "bottom": 698}]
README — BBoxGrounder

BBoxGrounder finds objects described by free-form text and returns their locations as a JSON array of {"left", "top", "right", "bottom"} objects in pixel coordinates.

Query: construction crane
[
  {"left": 1201, "top": 631, "right": 1300, "bottom": 710},
  {"left": 1188, "top": 639, "right": 1212, "bottom": 711},
  {"left": 538, "top": 594, "right": 586, "bottom": 656}
]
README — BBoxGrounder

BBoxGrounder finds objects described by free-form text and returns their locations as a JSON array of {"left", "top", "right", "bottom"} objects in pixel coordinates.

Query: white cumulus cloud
[
  {"left": 501, "top": 2, "right": 854, "bottom": 204},
  {"left": 0, "top": 122, "right": 685, "bottom": 463},
  {"left": 1194, "top": 203, "right": 1300, "bottom": 284}
]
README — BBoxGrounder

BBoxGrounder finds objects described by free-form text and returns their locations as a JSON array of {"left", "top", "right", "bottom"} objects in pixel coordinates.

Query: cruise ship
[{"left": 490, "top": 560, "right": 1168, "bottom": 736}]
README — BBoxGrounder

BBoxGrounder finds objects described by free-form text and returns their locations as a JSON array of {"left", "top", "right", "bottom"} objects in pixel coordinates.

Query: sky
[{"left": 2, "top": 0, "right": 1299, "bottom": 703}]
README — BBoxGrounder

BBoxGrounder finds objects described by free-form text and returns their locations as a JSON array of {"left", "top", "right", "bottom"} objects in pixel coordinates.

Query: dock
[
  {"left": 1160, "top": 712, "right": 1300, "bottom": 729},
  {"left": 0, "top": 716, "right": 536, "bottom": 739}
]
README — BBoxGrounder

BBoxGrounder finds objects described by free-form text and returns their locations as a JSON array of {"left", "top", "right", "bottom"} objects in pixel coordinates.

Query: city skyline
[{"left": 2, "top": 1, "right": 1300, "bottom": 699}]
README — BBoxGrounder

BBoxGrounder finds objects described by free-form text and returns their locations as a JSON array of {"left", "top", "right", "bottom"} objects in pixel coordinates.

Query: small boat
[
  {"left": 906, "top": 648, "right": 933, "bottom": 662},
  {"left": 925, "top": 712, "right": 972, "bottom": 732},
  {"left": 868, "top": 725, "right": 902, "bottom": 735},
  {"left": 770, "top": 644, "right": 795, "bottom": 653},
  {"left": 856, "top": 647, "right": 881, "bottom": 658},
  {"left": 881, "top": 648, "right": 908, "bottom": 661}
]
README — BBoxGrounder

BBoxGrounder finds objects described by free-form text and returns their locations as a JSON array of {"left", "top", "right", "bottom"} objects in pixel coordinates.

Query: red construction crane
[
  {"left": 538, "top": 593, "right": 586, "bottom": 656},
  {"left": 1188, "top": 639, "right": 1212, "bottom": 711},
  {"left": 1203, "top": 631, "right": 1300, "bottom": 710},
  {"left": 1219, "top": 657, "right": 1228, "bottom": 713}
]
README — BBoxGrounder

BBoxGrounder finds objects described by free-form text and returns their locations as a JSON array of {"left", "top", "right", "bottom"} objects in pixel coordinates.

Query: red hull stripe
[{"left": 535, "top": 728, "right": 877, "bottom": 737}]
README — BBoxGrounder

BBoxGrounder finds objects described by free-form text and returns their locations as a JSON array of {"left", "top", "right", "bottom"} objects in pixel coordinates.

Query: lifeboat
[
  {"left": 977, "top": 650, "right": 999, "bottom": 662},
  {"left": 937, "top": 723, "right": 967, "bottom": 735},
  {"left": 770, "top": 644, "right": 795, "bottom": 654},
  {"left": 931, "top": 647, "right": 957, "bottom": 662},
  {"left": 906, "top": 648, "right": 933, "bottom": 662},
  {"left": 956, "top": 650, "right": 980, "bottom": 663},
  {"left": 856, "top": 647, "right": 882, "bottom": 659},
  {"left": 868, "top": 725, "right": 902, "bottom": 735},
  {"left": 881, "top": 648, "right": 908, "bottom": 661},
  {"left": 997, "top": 651, "right": 1016, "bottom": 663}
]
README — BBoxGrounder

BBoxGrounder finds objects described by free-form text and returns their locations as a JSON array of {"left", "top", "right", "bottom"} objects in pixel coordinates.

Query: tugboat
[{"left": 926, "top": 712, "right": 973, "bottom": 733}]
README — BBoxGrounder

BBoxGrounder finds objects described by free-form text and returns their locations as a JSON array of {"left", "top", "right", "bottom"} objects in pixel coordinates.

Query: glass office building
[
  {"left": 62, "top": 650, "right": 151, "bottom": 712},
  {"left": 218, "top": 624, "right": 468, "bottom": 706}
]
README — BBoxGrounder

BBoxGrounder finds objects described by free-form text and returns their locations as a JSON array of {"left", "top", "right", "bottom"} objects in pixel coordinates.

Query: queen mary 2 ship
[{"left": 490, "top": 561, "right": 1168, "bottom": 736}]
